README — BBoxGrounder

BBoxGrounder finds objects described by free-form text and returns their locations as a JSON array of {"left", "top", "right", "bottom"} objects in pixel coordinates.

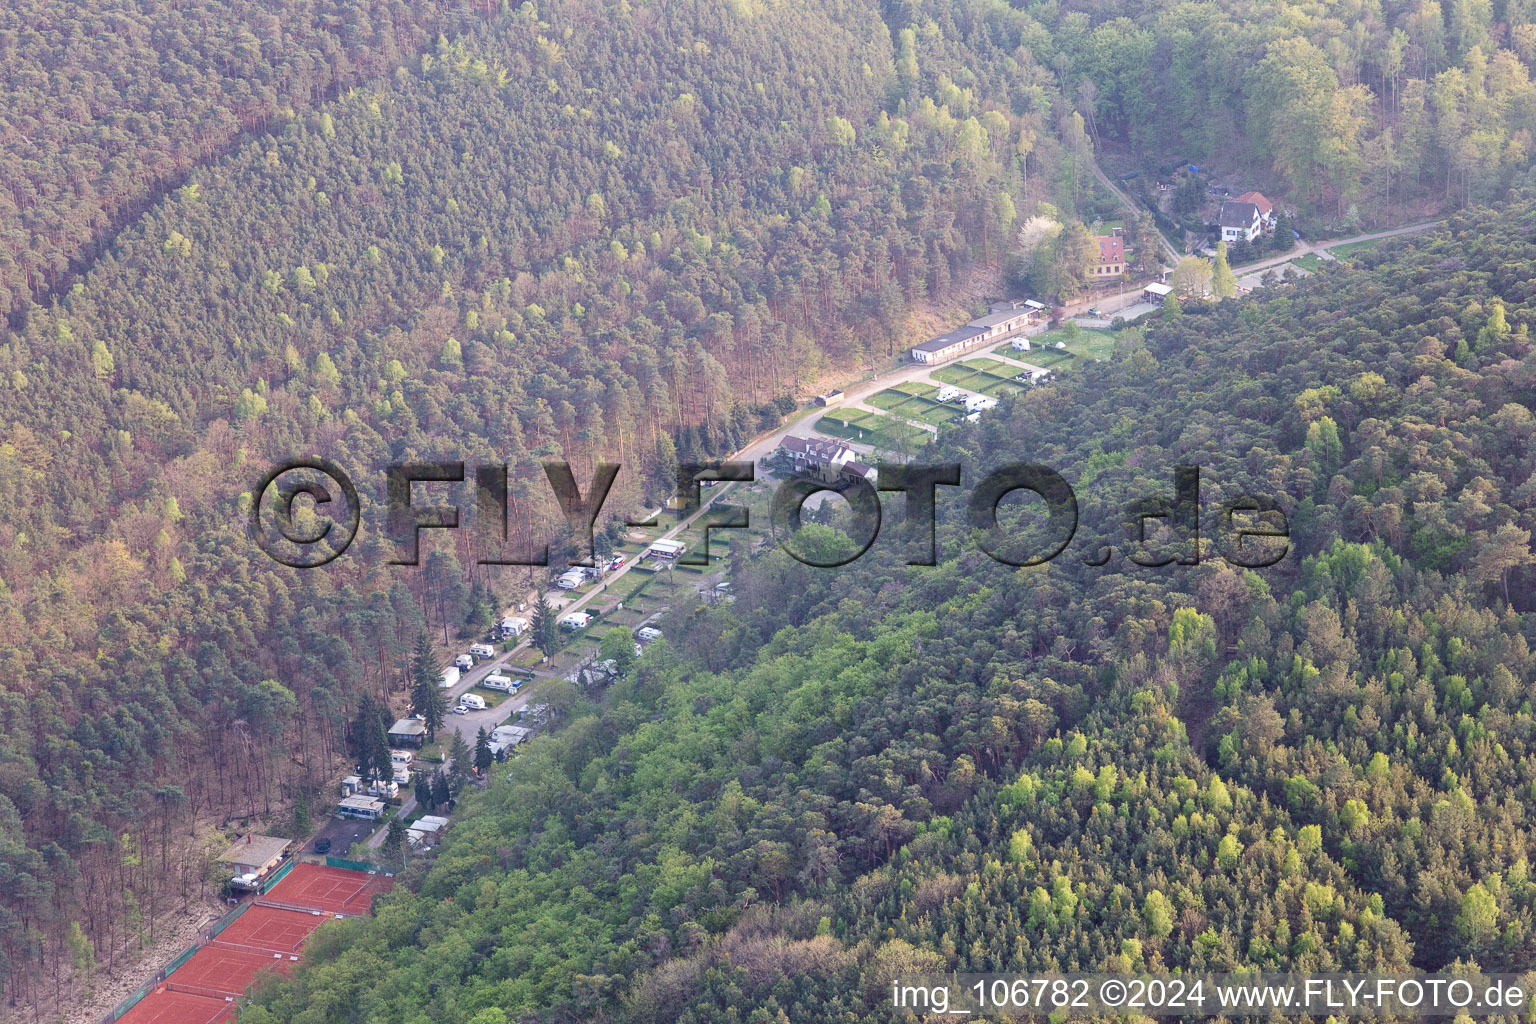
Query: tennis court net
[{"left": 162, "top": 980, "right": 237, "bottom": 1001}]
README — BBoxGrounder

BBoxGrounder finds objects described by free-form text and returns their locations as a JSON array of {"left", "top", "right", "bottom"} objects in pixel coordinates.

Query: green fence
[
  {"left": 164, "top": 943, "right": 198, "bottom": 974},
  {"left": 259, "top": 857, "right": 297, "bottom": 893},
  {"left": 206, "top": 899, "right": 251, "bottom": 940},
  {"left": 103, "top": 978, "right": 156, "bottom": 1023},
  {"left": 326, "top": 855, "right": 390, "bottom": 875}
]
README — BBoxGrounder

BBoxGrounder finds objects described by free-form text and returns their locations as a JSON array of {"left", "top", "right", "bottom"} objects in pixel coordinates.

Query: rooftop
[
  {"left": 779, "top": 434, "right": 854, "bottom": 462},
  {"left": 1219, "top": 201, "right": 1261, "bottom": 228},
  {"left": 389, "top": 718, "right": 426, "bottom": 736},
  {"left": 968, "top": 308, "right": 1032, "bottom": 329},
  {"left": 218, "top": 834, "right": 288, "bottom": 868},
  {"left": 912, "top": 324, "right": 986, "bottom": 354},
  {"left": 1235, "top": 191, "right": 1273, "bottom": 216},
  {"left": 1095, "top": 235, "right": 1124, "bottom": 262}
]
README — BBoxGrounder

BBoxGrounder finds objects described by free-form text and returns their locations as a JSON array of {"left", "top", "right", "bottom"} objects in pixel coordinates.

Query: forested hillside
[
  {"left": 241, "top": 200, "right": 1535, "bottom": 1022},
  {"left": 0, "top": 0, "right": 477, "bottom": 315},
  {"left": 0, "top": 0, "right": 1073, "bottom": 1008},
  {"left": 1038, "top": 0, "right": 1536, "bottom": 222}
]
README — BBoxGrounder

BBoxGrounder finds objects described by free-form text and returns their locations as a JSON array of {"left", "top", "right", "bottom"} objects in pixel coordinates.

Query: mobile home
[{"left": 337, "top": 795, "right": 386, "bottom": 820}]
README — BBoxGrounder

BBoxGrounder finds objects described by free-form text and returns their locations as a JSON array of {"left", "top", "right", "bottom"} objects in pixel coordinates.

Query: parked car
[
  {"left": 609, "top": 554, "right": 626, "bottom": 569},
  {"left": 453, "top": 705, "right": 470, "bottom": 715}
]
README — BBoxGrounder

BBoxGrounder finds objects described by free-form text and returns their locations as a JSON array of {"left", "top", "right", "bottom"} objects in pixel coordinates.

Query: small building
[
  {"left": 910, "top": 324, "right": 986, "bottom": 364},
  {"left": 1219, "top": 201, "right": 1263, "bottom": 243},
  {"left": 340, "top": 774, "right": 364, "bottom": 797},
  {"left": 337, "top": 795, "right": 386, "bottom": 820},
  {"left": 775, "top": 434, "right": 878, "bottom": 486},
  {"left": 438, "top": 666, "right": 460, "bottom": 689},
  {"left": 1143, "top": 282, "right": 1173, "bottom": 304},
  {"left": 488, "top": 724, "right": 532, "bottom": 757},
  {"left": 1235, "top": 191, "right": 1276, "bottom": 229},
  {"left": 814, "top": 389, "right": 844, "bottom": 406},
  {"left": 648, "top": 538, "right": 686, "bottom": 561},
  {"left": 219, "top": 834, "right": 289, "bottom": 889},
  {"left": 1092, "top": 235, "right": 1124, "bottom": 278},
  {"left": 387, "top": 718, "right": 427, "bottom": 748},
  {"left": 965, "top": 306, "right": 1034, "bottom": 340}
]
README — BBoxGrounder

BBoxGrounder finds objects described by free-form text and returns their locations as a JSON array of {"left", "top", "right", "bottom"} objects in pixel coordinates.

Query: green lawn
[
  {"left": 1292, "top": 253, "right": 1324, "bottom": 271},
  {"left": 1328, "top": 237, "right": 1382, "bottom": 259},
  {"left": 993, "top": 341, "right": 1040, "bottom": 360},
  {"left": 1025, "top": 347, "right": 1076, "bottom": 367},
  {"left": 1057, "top": 327, "right": 1118, "bottom": 362},
  {"left": 813, "top": 414, "right": 928, "bottom": 451}
]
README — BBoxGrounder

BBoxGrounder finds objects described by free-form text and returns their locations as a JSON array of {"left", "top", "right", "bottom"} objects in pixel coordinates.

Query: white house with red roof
[
  {"left": 1092, "top": 234, "right": 1124, "bottom": 278},
  {"left": 1235, "top": 191, "right": 1276, "bottom": 229}
]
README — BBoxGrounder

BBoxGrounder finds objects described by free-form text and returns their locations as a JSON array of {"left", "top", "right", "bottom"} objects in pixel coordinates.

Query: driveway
[{"left": 312, "top": 814, "right": 377, "bottom": 857}]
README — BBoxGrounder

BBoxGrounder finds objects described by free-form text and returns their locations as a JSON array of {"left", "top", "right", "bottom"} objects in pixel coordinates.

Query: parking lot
[{"left": 308, "top": 814, "right": 377, "bottom": 857}]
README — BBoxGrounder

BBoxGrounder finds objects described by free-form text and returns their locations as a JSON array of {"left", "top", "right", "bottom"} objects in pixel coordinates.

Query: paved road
[
  {"left": 1227, "top": 219, "right": 1442, "bottom": 284},
  {"left": 1089, "top": 158, "right": 1180, "bottom": 268}
]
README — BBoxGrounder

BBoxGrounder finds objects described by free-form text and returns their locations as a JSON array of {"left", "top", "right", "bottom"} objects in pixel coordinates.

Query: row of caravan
[{"left": 933, "top": 385, "right": 999, "bottom": 414}]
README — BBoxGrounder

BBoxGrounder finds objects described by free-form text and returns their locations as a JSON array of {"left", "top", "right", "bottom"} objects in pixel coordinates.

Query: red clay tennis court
[
  {"left": 213, "top": 904, "right": 324, "bottom": 953},
  {"left": 110, "top": 864, "right": 392, "bottom": 1024},
  {"left": 260, "top": 862, "right": 394, "bottom": 915},
  {"left": 164, "top": 943, "right": 293, "bottom": 998},
  {"left": 113, "top": 989, "right": 232, "bottom": 1024}
]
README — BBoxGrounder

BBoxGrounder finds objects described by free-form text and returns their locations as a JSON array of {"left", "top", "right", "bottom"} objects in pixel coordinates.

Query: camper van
[
  {"left": 499, "top": 616, "right": 529, "bottom": 639},
  {"left": 935, "top": 385, "right": 962, "bottom": 403},
  {"left": 964, "top": 394, "right": 998, "bottom": 414},
  {"left": 469, "top": 643, "right": 496, "bottom": 659},
  {"left": 390, "top": 749, "right": 414, "bottom": 768},
  {"left": 1011, "top": 337, "right": 1032, "bottom": 352},
  {"left": 482, "top": 673, "right": 514, "bottom": 692},
  {"left": 439, "top": 666, "right": 460, "bottom": 689},
  {"left": 454, "top": 653, "right": 474, "bottom": 671},
  {"left": 459, "top": 693, "right": 487, "bottom": 712},
  {"left": 636, "top": 626, "right": 663, "bottom": 643},
  {"left": 555, "top": 569, "right": 586, "bottom": 590},
  {"left": 559, "top": 611, "right": 592, "bottom": 631}
]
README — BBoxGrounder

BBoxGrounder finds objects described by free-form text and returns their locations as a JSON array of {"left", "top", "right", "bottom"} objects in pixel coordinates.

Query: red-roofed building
[
  {"left": 1235, "top": 191, "right": 1277, "bottom": 229},
  {"left": 1092, "top": 234, "right": 1124, "bottom": 279}
]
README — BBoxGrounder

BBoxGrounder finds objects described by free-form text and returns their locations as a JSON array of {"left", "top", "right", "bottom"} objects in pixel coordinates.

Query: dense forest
[
  {"left": 239, "top": 199, "right": 1536, "bottom": 1022},
  {"left": 1028, "top": 0, "right": 1536, "bottom": 225},
  {"left": 0, "top": 0, "right": 481, "bottom": 315},
  {"left": 7, "top": 0, "right": 1536, "bottom": 1018},
  {"left": 0, "top": 0, "right": 1078, "bottom": 1009}
]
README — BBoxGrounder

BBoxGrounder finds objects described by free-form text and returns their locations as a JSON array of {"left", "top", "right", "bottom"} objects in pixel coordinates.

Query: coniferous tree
[
  {"left": 474, "top": 727, "right": 493, "bottom": 776},
  {"left": 532, "top": 595, "right": 558, "bottom": 657}
]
